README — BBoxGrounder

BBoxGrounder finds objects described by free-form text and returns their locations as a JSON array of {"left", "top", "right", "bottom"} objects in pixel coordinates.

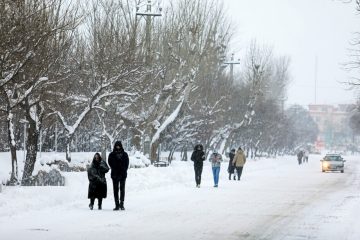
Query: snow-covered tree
[{"left": 0, "top": 0, "right": 80, "bottom": 184}]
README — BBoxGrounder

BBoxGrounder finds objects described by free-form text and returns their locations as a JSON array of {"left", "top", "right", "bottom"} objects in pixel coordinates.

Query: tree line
[{"left": 0, "top": 0, "right": 318, "bottom": 185}]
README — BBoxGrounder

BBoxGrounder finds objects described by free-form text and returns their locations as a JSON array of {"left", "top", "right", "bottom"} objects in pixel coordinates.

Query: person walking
[
  {"left": 233, "top": 147, "right": 246, "bottom": 181},
  {"left": 87, "top": 153, "right": 109, "bottom": 210},
  {"left": 108, "top": 141, "right": 129, "bottom": 211},
  {"left": 191, "top": 144, "right": 206, "bottom": 188},
  {"left": 297, "top": 150, "right": 303, "bottom": 165},
  {"left": 210, "top": 150, "right": 222, "bottom": 187},
  {"left": 303, "top": 150, "right": 309, "bottom": 163},
  {"left": 228, "top": 149, "right": 236, "bottom": 180}
]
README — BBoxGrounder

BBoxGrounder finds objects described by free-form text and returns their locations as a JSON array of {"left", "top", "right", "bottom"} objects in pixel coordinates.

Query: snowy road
[{"left": 0, "top": 154, "right": 360, "bottom": 240}]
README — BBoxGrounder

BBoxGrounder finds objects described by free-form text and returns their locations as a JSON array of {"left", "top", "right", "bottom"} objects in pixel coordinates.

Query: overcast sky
[{"left": 223, "top": 0, "right": 360, "bottom": 107}]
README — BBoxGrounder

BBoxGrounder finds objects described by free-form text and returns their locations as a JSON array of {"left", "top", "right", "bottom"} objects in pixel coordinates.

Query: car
[{"left": 320, "top": 154, "right": 346, "bottom": 173}]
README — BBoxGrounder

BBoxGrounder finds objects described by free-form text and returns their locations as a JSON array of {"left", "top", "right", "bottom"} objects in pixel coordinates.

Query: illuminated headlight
[{"left": 323, "top": 162, "right": 329, "bottom": 168}]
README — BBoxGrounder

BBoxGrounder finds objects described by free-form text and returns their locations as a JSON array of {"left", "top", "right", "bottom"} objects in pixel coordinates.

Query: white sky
[{"left": 223, "top": 0, "right": 360, "bottom": 107}]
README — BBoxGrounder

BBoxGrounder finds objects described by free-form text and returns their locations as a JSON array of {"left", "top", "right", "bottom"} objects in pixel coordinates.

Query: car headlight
[{"left": 323, "top": 162, "right": 329, "bottom": 168}]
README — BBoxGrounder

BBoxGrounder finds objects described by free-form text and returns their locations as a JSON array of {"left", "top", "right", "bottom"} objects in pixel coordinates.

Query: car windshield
[{"left": 324, "top": 155, "right": 342, "bottom": 161}]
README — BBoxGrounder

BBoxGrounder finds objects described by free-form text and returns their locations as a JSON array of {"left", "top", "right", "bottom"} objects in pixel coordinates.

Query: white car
[{"left": 320, "top": 154, "right": 345, "bottom": 173}]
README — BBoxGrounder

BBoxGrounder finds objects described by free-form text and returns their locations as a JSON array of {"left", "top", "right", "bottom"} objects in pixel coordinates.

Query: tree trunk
[
  {"left": 168, "top": 148, "right": 174, "bottom": 164},
  {"left": 150, "top": 140, "right": 160, "bottom": 163},
  {"left": 7, "top": 111, "right": 18, "bottom": 185},
  {"left": 182, "top": 145, "right": 188, "bottom": 161},
  {"left": 9, "top": 145, "right": 18, "bottom": 185},
  {"left": 224, "top": 130, "right": 236, "bottom": 153},
  {"left": 21, "top": 117, "right": 38, "bottom": 186},
  {"left": 131, "top": 133, "right": 142, "bottom": 151},
  {"left": 65, "top": 136, "right": 72, "bottom": 162},
  {"left": 101, "top": 132, "right": 107, "bottom": 161}
]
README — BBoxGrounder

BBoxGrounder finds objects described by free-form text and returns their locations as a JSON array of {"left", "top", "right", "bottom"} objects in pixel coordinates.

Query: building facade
[{"left": 308, "top": 104, "right": 355, "bottom": 151}]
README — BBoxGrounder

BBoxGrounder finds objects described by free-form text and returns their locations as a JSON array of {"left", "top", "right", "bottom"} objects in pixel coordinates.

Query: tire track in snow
[{"left": 245, "top": 156, "right": 360, "bottom": 240}]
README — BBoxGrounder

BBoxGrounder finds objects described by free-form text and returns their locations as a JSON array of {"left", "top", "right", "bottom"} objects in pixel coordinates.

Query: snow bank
[
  {"left": 129, "top": 151, "right": 151, "bottom": 168},
  {"left": 0, "top": 151, "right": 151, "bottom": 184}
]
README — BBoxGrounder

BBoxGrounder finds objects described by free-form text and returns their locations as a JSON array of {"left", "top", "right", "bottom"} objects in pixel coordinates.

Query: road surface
[{"left": 0, "top": 154, "right": 359, "bottom": 240}]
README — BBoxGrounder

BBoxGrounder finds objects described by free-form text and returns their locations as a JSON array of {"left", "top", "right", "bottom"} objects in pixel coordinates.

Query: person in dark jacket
[
  {"left": 87, "top": 152, "right": 109, "bottom": 210},
  {"left": 108, "top": 141, "right": 129, "bottom": 211},
  {"left": 191, "top": 144, "right": 205, "bottom": 188},
  {"left": 297, "top": 150, "right": 303, "bottom": 165},
  {"left": 228, "top": 149, "right": 236, "bottom": 180}
]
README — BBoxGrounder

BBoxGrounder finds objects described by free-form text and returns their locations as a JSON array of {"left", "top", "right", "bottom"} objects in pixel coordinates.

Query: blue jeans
[{"left": 212, "top": 167, "right": 221, "bottom": 186}]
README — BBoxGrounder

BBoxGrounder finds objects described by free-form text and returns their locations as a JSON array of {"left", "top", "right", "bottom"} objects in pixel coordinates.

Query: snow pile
[
  {"left": 129, "top": 151, "right": 151, "bottom": 168},
  {"left": 0, "top": 151, "right": 151, "bottom": 184},
  {"left": 23, "top": 169, "right": 65, "bottom": 186}
]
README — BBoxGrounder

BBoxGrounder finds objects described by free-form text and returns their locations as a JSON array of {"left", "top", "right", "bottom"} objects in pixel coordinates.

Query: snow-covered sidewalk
[{"left": 0, "top": 154, "right": 359, "bottom": 240}]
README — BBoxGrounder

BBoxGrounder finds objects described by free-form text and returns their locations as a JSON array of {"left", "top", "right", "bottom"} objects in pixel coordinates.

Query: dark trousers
[
  {"left": 194, "top": 165, "right": 203, "bottom": 185},
  {"left": 235, "top": 166, "right": 243, "bottom": 180},
  {"left": 90, "top": 198, "right": 102, "bottom": 206},
  {"left": 112, "top": 178, "right": 126, "bottom": 205},
  {"left": 228, "top": 166, "right": 236, "bottom": 180}
]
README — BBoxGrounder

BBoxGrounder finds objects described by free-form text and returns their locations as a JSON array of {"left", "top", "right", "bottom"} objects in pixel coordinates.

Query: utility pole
[
  {"left": 314, "top": 56, "right": 318, "bottom": 104},
  {"left": 136, "top": 0, "right": 162, "bottom": 162},
  {"left": 223, "top": 53, "right": 240, "bottom": 83},
  {"left": 136, "top": 0, "right": 162, "bottom": 68}
]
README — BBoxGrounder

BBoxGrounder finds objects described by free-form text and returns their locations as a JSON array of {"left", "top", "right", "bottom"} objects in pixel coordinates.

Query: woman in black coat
[
  {"left": 228, "top": 149, "right": 236, "bottom": 180},
  {"left": 191, "top": 144, "right": 206, "bottom": 188},
  {"left": 88, "top": 153, "right": 109, "bottom": 210}
]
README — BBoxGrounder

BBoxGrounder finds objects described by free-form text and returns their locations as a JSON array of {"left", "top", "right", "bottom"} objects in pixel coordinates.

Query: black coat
[
  {"left": 88, "top": 160, "right": 109, "bottom": 199},
  {"left": 108, "top": 149, "right": 129, "bottom": 180},
  {"left": 228, "top": 151, "right": 235, "bottom": 173},
  {"left": 191, "top": 149, "right": 205, "bottom": 167}
]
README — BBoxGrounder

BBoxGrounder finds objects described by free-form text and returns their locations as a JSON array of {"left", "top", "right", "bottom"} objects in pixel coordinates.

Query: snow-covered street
[{"left": 0, "top": 154, "right": 360, "bottom": 240}]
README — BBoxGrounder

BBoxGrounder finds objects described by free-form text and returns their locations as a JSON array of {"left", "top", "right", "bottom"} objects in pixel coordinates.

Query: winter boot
[
  {"left": 98, "top": 199, "right": 102, "bottom": 210},
  {"left": 120, "top": 201, "right": 125, "bottom": 211},
  {"left": 114, "top": 201, "right": 120, "bottom": 211},
  {"left": 89, "top": 198, "right": 95, "bottom": 210}
]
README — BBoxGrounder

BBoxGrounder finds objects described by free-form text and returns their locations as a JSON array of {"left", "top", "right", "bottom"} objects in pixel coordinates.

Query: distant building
[{"left": 308, "top": 104, "right": 356, "bottom": 150}]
